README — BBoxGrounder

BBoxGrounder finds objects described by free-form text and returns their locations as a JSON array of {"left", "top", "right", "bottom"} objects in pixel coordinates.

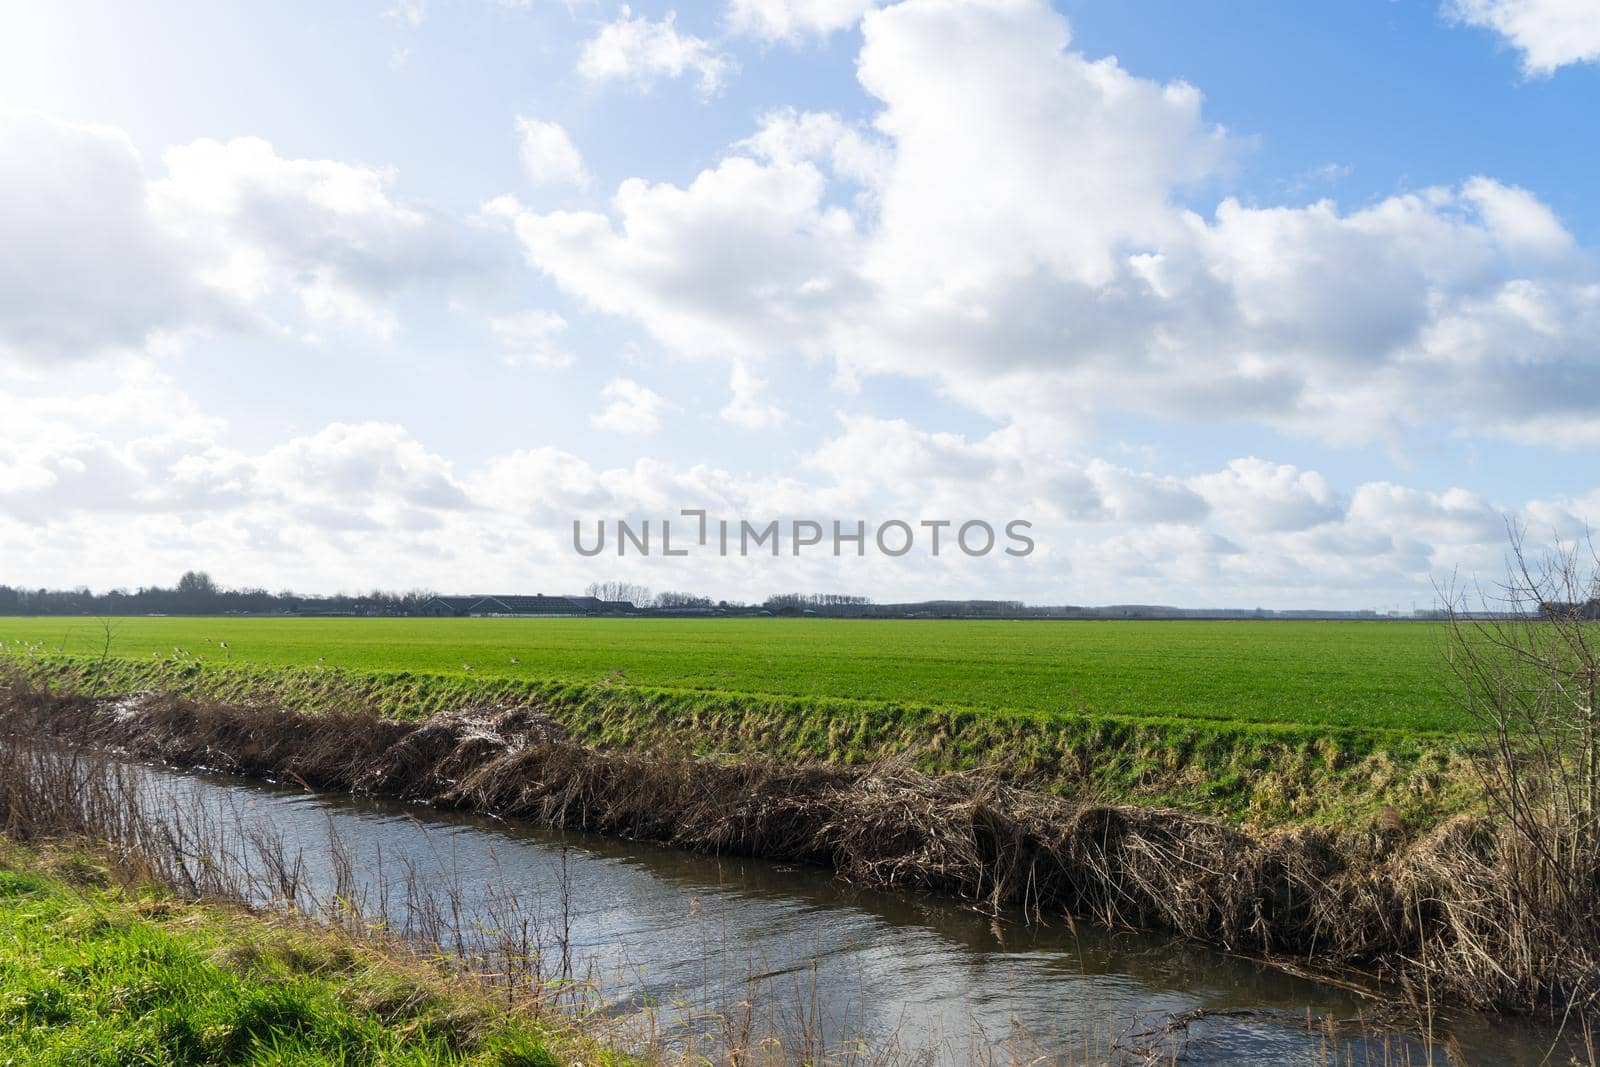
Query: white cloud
[
  {"left": 0, "top": 371, "right": 467, "bottom": 536},
  {"left": 494, "top": 0, "right": 1600, "bottom": 449},
  {"left": 0, "top": 370, "right": 1593, "bottom": 606},
  {"left": 1445, "top": 0, "right": 1600, "bottom": 75},
  {"left": 1085, "top": 461, "right": 1209, "bottom": 525},
  {"left": 725, "top": 0, "right": 877, "bottom": 42},
  {"left": 487, "top": 156, "right": 862, "bottom": 355},
  {"left": 804, "top": 415, "right": 1188, "bottom": 526},
  {"left": 1346, "top": 483, "right": 1506, "bottom": 548},
  {"left": 0, "top": 109, "right": 493, "bottom": 363},
  {"left": 1191, "top": 459, "right": 1342, "bottom": 532},
  {"left": 591, "top": 377, "right": 667, "bottom": 433},
  {"left": 738, "top": 107, "right": 891, "bottom": 189},
  {"left": 516, "top": 116, "right": 589, "bottom": 189},
  {"left": 151, "top": 135, "right": 484, "bottom": 341},
  {"left": 254, "top": 422, "right": 469, "bottom": 529},
  {"left": 719, "top": 361, "right": 786, "bottom": 428},
  {"left": 808, "top": 415, "right": 996, "bottom": 488},
  {"left": 578, "top": 7, "right": 737, "bottom": 97},
  {"left": 852, "top": 0, "right": 1228, "bottom": 294},
  {"left": 490, "top": 309, "right": 574, "bottom": 368},
  {"left": 0, "top": 110, "right": 213, "bottom": 363},
  {"left": 0, "top": 377, "right": 231, "bottom": 520}
]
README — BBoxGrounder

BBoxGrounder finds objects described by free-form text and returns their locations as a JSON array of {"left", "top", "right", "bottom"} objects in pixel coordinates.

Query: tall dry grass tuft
[{"left": 1438, "top": 526, "right": 1600, "bottom": 1019}]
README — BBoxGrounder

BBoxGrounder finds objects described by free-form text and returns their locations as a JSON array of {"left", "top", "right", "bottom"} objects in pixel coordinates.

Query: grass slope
[
  {"left": 8, "top": 649, "right": 1477, "bottom": 827},
  {"left": 0, "top": 616, "right": 1459, "bottom": 732},
  {"left": 0, "top": 850, "right": 614, "bottom": 1067}
]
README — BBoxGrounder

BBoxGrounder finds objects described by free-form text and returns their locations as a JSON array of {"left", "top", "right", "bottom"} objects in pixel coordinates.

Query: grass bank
[
  {"left": 0, "top": 847, "right": 615, "bottom": 1067},
  {"left": 3, "top": 680, "right": 1594, "bottom": 1023},
  {"left": 8, "top": 651, "right": 1478, "bottom": 827}
]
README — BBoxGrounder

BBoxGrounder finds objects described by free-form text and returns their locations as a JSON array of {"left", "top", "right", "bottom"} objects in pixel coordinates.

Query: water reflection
[{"left": 133, "top": 763, "right": 1569, "bottom": 1065}]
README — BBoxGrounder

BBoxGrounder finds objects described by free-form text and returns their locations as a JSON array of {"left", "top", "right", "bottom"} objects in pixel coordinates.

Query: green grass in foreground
[
  {"left": 0, "top": 850, "right": 607, "bottom": 1067},
  {"left": 0, "top": 616, "right": 1460, "bottom": 734}
]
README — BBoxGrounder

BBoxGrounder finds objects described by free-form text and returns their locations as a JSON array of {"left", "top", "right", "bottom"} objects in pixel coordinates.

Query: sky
[{"left": 1, "top": 0, "right": 1597, "bottom": 609}]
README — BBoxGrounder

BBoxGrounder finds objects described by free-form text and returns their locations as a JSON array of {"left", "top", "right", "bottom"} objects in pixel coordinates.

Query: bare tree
[
  {"left": 88, "top": 618, "right": 118, "bottom": 696},
  {"left": 1441, "top": 523, "right": 1600, "bottom": 956},
  {"left": 584, "top": 580, "right": 652, "bottom": 608}
]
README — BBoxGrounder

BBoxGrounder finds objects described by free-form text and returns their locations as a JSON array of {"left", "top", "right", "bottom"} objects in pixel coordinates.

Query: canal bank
[
  {"left": 3, "top": 753, "right": 1581, "bottom": 1063},
  {"left": 2, "top": 675, "right": 1598, "bottom": 1043}
]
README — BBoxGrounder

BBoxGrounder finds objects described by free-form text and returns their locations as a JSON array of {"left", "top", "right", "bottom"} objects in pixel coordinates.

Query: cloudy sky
[{"left": 2, "top": 0, "right": 1597, "bottom": 608}]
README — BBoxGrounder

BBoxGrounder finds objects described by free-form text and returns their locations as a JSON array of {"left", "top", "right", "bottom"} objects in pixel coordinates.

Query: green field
[{"left": 0, "top": 615, "right": 1459, "bottom": 734}]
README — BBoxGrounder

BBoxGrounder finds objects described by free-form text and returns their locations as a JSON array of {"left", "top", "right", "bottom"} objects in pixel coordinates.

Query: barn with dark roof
[{"left": 421, "top": 594, "right": 627, "bottom": 617}]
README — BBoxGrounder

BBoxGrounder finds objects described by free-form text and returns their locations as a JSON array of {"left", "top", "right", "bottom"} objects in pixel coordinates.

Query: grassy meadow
[
  {"left": 0, "top": 615, "right": 1458, "bottom": 734},
  {"left": 0, "top": 852, "right": 605, "bottom": 1067}
]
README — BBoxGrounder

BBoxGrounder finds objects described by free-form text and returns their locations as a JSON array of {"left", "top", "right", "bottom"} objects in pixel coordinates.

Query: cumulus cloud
[
  {"left": 150, "top": 135, "right": 488, "bottom": 341},
  {"left": 737, "top": 107, "right": 891, "bottom": 189},
  {"left": 516, "top": 116, "right": 589, "bottom": 189},
  {"left": 1085, "top": 461, "right": 1209, "bottom": 525},
  {"left": 1345, "top": 483, "right": 1506, "bottom": 549},
  {"left": 0, "top": 370, "right": 466, "bottom": 537},
  {"left": 591, "top": 377, "right": 668, "bottom": 433},
  {"left": 788, "top": 414, "right": 1594, "bottom": 604},
  {"left": 0, "top": 371, "right": 1592, "bottom": 606},
  {"left": 0, "top": 108, "right": 494, "bottom": 364},
  {"left": 0, "top": 110, "right": 213, "bottom": 362},
  {"left": 808, "top": 415, "right": 998, "bottom": 495},
  {"left": 1445, "top": 0, "right": 1600, "bottom": 75},
  {"left": 578, "top": 7, "right": 737, "bottom": 96},
  {"left": 254, "top": 422, "right": 470, "bottom": 530},
  {"left": 725, "top": 0, "right": 877, "bottom": 42},
  {"left": 0, "top": 383, "right": 232, "bottom": 521},
  {"left": 804, "top": 415, "right": 1191, "bottom": 526},
  {"left": 1191, "top": 459, "right": 1342, "bottom": 532},
  {"left": 486, "top": 155, "right": 862, "bottom": 355},
  {"left": 492, "top": 0, "right": 1600, "bottom": 449}
]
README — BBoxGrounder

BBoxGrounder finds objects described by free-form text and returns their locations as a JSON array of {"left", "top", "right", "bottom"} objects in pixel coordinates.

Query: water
[{"left": 130, "top": 762, "right": 1576, "bottom": 1064}]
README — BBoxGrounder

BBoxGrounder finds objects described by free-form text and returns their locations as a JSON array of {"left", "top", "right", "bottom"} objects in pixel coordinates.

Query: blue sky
[{"left": 1, "top": 0, "right": 1597, "bottom": 608}]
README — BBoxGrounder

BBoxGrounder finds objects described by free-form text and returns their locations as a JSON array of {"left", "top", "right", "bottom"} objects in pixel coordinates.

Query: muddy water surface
[{"left": 133, "top": 763, "right": 1574, "bottom": 1065}]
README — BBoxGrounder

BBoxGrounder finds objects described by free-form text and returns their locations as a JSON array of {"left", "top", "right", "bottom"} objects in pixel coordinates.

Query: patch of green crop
[
  {"left": 0, "top": 615, "right": 1462, "bottom": 732},
  {"left": 0, "top": 614, "right": 1483, "bottom": 826},
  {"left": 0, "top": 849, "right": 620, "bottom": 1067}
]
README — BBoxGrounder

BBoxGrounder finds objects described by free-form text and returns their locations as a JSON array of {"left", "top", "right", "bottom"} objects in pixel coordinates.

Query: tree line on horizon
[
  {"left": 0, "top": 573, "right": 891, "bottom": 617},
  {"left": 3, "top": 572, "right": 1516, "bottom": 620},
  {"left": 0, "top": 572, "right": 435, "bottom": 617},
  {"left": 0, "top": 573, "right": 1034, "bottom": 618}
]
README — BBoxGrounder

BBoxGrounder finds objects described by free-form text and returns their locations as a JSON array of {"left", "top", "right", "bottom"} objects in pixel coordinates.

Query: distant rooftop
[{"left": 423, "top": 594, "right": 633, "bottom": 616}]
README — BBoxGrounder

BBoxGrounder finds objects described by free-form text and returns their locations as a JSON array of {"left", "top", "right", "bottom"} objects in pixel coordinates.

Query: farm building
[{"left": 422, "top": 595, "right": 633, "bottom": 617}]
